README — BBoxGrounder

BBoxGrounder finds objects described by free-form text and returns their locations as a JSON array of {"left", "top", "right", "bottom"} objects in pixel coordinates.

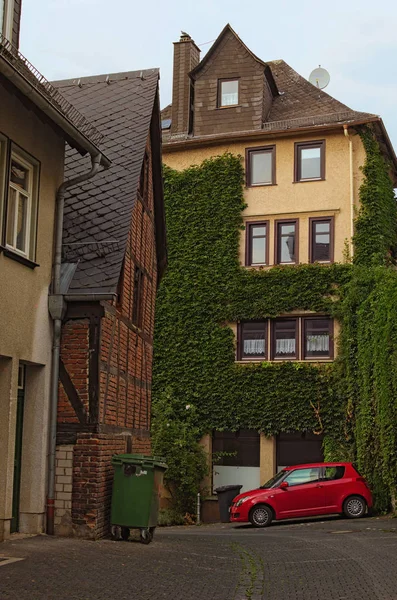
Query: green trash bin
[{"left": 111, "top": 453, "right": 167, "bottom": 544}]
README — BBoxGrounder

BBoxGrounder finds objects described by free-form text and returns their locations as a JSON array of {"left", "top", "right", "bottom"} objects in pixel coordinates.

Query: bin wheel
[
  {"left": 149, "top": 526, "right": 156, "bottom": 538},
  {"left": 140, "top": 529, "right": 153, "bottom": 544},
  {"left": 120, "top": 527, "right": 130, "bottom": 541},
  {"left": 111, "top": 525, "right": 121, "bottom": 541}
]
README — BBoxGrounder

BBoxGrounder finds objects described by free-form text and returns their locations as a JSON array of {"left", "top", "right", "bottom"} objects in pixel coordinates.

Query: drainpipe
[
  {"left": 344, "top": 125, "right": 354, "bottom": 259},
  {"left": 46, "top": 153, "right": 104, "bottom": 535}
]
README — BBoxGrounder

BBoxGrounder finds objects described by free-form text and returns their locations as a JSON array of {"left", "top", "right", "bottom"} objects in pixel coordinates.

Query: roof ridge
[{"left": 53, "top": 68, "right": 159, "bottom": 88}]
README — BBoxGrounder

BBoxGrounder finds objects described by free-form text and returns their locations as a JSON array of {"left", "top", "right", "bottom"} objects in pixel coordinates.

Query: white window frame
[
  {"left": 2, "top": 0, "right": 15, "bottom": 41},
  {"left": 6, "top": 150, "right": 36, "bottom": 259}
]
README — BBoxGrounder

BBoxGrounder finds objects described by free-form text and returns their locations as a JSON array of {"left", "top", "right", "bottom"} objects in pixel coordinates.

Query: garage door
[{"left": 276, "top": 432, "right": 323, "bottom": 471}]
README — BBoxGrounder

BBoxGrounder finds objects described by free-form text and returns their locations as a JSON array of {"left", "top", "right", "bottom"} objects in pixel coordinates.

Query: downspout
[
  {"left": 344, "top": 125, "right": 354, "bottom": 259},
  {"left": 46, "top": 153, "right": 103, "bottom": 535}
]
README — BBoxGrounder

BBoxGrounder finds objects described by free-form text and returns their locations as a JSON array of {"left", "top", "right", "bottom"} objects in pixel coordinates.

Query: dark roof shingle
[{"left": 53, "top": 69, "right": 159, "bottom": 294}]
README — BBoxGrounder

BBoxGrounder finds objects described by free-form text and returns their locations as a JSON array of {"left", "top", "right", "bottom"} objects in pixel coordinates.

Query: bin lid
[
  {"left": 214, "top": 485, "right": 243, "bottom": 494},
  {"left": 112, "top": 453, "right": 167, "bottom": 470}
]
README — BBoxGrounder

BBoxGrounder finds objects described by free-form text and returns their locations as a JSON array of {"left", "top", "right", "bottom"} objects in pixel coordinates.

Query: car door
[
  {"left": 321, "top": 465, "right": 347, "bottom": 512},
  {"left": 275, "top": 467, "right": 326, "bottom": 518}
]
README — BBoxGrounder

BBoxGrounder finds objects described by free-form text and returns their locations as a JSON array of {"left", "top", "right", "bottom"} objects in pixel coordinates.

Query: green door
[{"left": 11, "top": 365, "right": 25, "bottom": 533}]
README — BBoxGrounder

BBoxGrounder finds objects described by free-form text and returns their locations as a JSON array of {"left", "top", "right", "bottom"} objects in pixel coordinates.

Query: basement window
[{"left": 218, "top": 79, "right": 239, "bottom": 107}]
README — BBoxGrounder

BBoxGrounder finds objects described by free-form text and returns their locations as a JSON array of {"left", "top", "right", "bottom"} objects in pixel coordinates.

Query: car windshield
[{"left": 260, "top": 471, "right": 287, "bottom": 489}]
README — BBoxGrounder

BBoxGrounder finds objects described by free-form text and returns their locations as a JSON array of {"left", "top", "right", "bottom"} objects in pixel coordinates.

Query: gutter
[
  {"left": 0, "top": 55, "right": 110, "bottom": 168},
  {"left": 344, "top": 126, "right": 354, "bottom": 258},
  {"left": 163, "top": 117, "right": 380, "bottom": 153},
  {"left": 46, "top": 153, "right": 109, "bottom": 535}
]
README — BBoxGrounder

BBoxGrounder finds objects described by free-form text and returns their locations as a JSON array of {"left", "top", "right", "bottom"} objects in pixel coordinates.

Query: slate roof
[
  {"left": 162, "top": 27, "right": 377, "bottom": 143},
  {"left": 53, "top": 69, "right": 159, "bottom": 295}
]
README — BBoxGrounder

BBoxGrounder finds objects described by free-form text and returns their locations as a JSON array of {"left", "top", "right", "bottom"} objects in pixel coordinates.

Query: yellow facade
[
  {"left": 163, "top": 126, "right": 366, "bottom": 490},
  {"left": 0, "top": 82, "right": 65, "bottom": 540}
]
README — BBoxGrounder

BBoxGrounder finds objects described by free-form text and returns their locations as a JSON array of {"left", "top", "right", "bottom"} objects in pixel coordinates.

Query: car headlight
[{"left": 235, "top": 497, "right": 249, "bottom": 507}]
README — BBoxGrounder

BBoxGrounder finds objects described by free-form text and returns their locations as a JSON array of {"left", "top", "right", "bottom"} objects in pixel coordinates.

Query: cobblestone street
[{"left": 0, "top": 516, "right": 397, "bottom": 599}]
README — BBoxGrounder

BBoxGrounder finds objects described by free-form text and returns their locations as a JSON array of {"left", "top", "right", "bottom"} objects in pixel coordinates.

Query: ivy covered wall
[{"left": 153, "top": 127, "right": 397, "bottom": 513}]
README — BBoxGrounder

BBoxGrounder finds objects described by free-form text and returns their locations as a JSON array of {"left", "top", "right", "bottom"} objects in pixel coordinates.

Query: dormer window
[{"left": 218, "top": 79, "right": 239, "bottom": 107}]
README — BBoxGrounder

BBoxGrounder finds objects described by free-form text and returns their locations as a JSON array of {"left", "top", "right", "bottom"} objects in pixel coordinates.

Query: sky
[{"left": 20, "top": 0, "right": 397, "bottom": 148}]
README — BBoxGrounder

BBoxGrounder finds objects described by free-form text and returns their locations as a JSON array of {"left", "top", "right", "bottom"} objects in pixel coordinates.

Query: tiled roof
[
  {"left": 162, "top": 59, "right": 376, "bottom": 142},
  {"left": 53, "top": 69, "right": 159, "bottom": 294},
  {"left": 265, "top": 60, "right": 376, "bottom": 127}
]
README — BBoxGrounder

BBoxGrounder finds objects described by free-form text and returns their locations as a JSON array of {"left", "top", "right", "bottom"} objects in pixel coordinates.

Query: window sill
[
  {"left": 247, "top": 183, "right": 277, "bottom": 188},
  {"left": 216, "top": 105, "right": 241, "bottom": 110},
  {"left": 1, "top": 247, "right": 39, "bottom": 269},
  {"left": 235, "top": 359, "right": 334, "bottom": 364},
  {"left": 292, "top": 178, "right": 325, "bottom": 183}
]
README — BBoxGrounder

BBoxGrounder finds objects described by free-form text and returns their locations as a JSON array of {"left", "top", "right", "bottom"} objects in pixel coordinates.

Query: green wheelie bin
[{"left": 111, "top": 454, "right": 167, "bottom": 544}]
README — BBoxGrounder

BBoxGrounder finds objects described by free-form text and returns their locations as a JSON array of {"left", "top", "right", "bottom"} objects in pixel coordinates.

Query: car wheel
[
  {"left": 249, "top": 504, "right": 273, "bottom": 528},
  {"left": 343, "top": 495, "right": 366, "bottom": 518}
]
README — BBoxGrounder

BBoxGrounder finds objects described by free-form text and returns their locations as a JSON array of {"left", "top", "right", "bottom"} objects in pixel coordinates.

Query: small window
[
  {"left": 0, "top": 135, "right": 7, "bottom": 236},
  {"left": 246, "top": 222, "right": 268, "bottom": 266},
  {"left": 5, "top": 149, "right": 39, "bottom": 260},
  {"left": 218, "top": 79, "right": 239, "bottom": 107},
  {"left": 246, "top": 146, "right": 275, "bottom": 186},
  {"left": 138, "top": 152, "right": 149, "bottom": 202},
  {"left": 2, "top": 0, "right": 15, "bottom": 40},
  {"left": 273, "top": 319, "right": 298, "bottom": 360},
  {"left": 303, "top": 318, "right": 333, "bottom": 359},
  {"left": 310, "top": 218, "right": 333, "bottom": 263},
  {"left": 323, "top": 466, "right": 345, "bottom": 481},
  {"left": 284, "top": 467, "right": 321, "bottom": 487},
  {"left": 238, "top": 321, "right": 267, "bottom": 360},
  {"left": 276, "top": 220, "right": 298, "bottom": 264},
  {"left": 295, "top": 141, "right": 325, "bottom": 182},
  {"left": 132, "top": 266, "right": 144, "bottom": 327}
]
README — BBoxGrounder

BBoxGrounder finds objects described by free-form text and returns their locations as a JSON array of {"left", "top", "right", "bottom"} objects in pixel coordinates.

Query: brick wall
[
  {"left": 56, "top": 134, "right": 157, "bottom": 538},
  {"left": 58, "top": 319, "right": 89, "bottom": 424},
  {"left": 54, "top": 445, "right": 73, "bottom": 536}
]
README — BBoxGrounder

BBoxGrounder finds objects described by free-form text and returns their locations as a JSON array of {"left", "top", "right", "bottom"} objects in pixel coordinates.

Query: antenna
[{"left": 309, "top": 66, "right": 330, "bottom": 90}]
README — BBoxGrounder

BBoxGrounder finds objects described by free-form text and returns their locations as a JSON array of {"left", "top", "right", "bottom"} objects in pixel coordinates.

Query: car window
[
  {"left": 261, "top": 471, "right": 287, "bottom": 489},
  {"left": 284, "top": 467, "right": 321, "bottom": 487},
  {"left": 323, "top": 466, "right": 345, "bottom": 481}
]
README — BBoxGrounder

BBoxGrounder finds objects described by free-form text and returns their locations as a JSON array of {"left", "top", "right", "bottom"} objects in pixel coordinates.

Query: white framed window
[
  {"left": 0, "top": 134, "right": 7, "bottom": 235},
  {"left": 1, "top": 0, "right": 15, "bottom": 41},
  {"left": 3, "top": 145, "right": 39, "bottom": 262}
]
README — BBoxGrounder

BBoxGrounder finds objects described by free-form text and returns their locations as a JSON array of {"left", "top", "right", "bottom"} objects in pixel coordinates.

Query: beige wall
[
  {"left": 164, "top": 129, "right": 366, "bottom": 265},
  {"left": 0, "top": 82, "right": 65, "bottom": 539}
]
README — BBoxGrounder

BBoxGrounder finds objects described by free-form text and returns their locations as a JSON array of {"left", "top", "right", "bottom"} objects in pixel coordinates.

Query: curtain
[
  {"left": 244, "top": 339, "right": 265, "bottom": 355},
  {"left": 276, "top": 338, "right": 295, "bottom": 354},
  {"left": 307, "top": 334, "right": 329, "bottom": 352}
]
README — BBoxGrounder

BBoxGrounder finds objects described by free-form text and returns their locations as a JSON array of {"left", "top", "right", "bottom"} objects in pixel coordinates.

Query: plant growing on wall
[{"left": 153, "top": 129, "right": 397, "bottom": 513}]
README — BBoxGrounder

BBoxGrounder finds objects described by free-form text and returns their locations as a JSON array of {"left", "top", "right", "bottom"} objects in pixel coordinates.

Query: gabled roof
[
  {"left": 189, "top": 23, "right": 278, "bottom": 96},
  {"left": 53, "top": 69, "right": 161, "bottom": 295}
]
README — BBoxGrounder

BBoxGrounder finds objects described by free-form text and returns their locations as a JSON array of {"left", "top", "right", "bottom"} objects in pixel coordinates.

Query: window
[
  {"left": 323, "top": 466, "right": 345, "bottom": 481},
  {"left": 246, "top": 146, "right": 275, "bottom": 186},
  {"left": 4, "top": 148, "right": 39, "bottom": 261},
  {"left": 275, "top": 220, "right": 298, "bottom": 264},
  {"left": 132, "top": 266, "right": 144, "bottom": 327},
  {"left": 212, "top": 430, "right": 260, "bottom": 467},
  {"left": 246, "top": 221, "right": 268, "bottom": 266},
  {"left": 238, "top": 321, "right": 267, "bottom": 360},
  {"left": 218, "top": 79, "right": 239, "bottom": 107},
  {"left": 237, "top": 317, "right": 334, "bottom": 363},
  {"left": 139, "top": 152, "right": 149, "bottom": 202},
  {"left": 284, "top": 467, "right": 321, "bottom": 487},
  {"left": 272, "top": 319, "right": 298, "bottom": 360},
  {"left": 295, "top": 141, "right": 325, "bottom": 182},
  {"left": 310, "top": 217, "right": 333, "bottom": 263},
  {"left": 303, "top": 317, "right": 333, "bottom": 359}
]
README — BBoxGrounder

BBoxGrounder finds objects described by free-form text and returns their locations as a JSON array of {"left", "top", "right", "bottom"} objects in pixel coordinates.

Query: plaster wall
[
  {"left": 0, "top": 81, "right": 65, "bottom": 538},
  {"left": 163, "top": 129, "right": 366, "bottom": 265}
]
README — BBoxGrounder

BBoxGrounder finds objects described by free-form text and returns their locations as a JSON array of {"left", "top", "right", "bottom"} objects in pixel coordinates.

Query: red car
[{"left": 230, "top": 462, "right": 372, "bottom": 527}]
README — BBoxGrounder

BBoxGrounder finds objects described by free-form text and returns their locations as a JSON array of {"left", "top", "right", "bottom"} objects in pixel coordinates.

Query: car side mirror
[{"left": 279, "top": 481, "right": 289, "bottom": 490}]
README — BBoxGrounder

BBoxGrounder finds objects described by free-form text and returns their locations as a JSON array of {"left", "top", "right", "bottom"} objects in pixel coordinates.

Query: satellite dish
[{"left": 309, "top": 66, "right": 330, "bottom": 90}]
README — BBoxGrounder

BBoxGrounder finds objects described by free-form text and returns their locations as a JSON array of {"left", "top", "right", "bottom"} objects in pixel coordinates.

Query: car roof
[{"left": 283, "top": 462, "right": 352, "bottom": 471}]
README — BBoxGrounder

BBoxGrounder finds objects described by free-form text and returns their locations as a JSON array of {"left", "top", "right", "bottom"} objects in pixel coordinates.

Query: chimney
[{"left": 171, "top": 32, "right": 201, "bottom": 137}]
